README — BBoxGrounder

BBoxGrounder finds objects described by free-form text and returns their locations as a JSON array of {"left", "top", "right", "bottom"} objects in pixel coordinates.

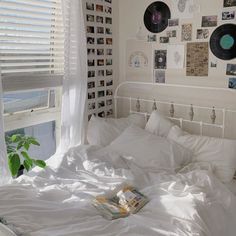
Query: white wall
[{"left": 118, "top": 0, "right": 236, "bottom": 87}]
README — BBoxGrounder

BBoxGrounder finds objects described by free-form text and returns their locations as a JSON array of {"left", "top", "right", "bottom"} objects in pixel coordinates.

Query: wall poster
[{"left": 186, "top": 42, "right": 209, "bottom": 76}]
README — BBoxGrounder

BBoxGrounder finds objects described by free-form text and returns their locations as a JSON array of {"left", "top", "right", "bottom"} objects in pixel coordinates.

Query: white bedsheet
[{"left": 0, "top": 145, "right": 236, "bottom": 236}]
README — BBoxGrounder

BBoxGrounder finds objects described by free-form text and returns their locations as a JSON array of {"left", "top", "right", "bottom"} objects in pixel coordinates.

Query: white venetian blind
[{"left": 0, "top": 0, "right": 64, "bottom": 76}]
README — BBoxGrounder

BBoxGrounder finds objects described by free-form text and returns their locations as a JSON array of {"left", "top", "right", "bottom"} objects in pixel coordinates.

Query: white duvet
[{"left": 0, "top": 145, "right": 236, "bottom": 236}]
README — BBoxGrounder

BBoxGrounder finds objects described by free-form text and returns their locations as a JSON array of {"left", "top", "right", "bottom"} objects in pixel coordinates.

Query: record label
[
  {"left": 210, "top": 24, "right": 236, "bottom": 60},
  {"left": 144, "top": 1, "right": 171, "bottom": 33}
]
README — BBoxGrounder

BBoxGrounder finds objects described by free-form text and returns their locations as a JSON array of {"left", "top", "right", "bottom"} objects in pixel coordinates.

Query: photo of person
[
  {"left": 107, "top": 109, "right": 113, "bottom": 116},
  {"left": 106, "top": 38, "right": 112, "bottom": 45},
  {"left": 98, "top": 101, "right": 105, "bottom": 108},
  {"left": 87, "top": 26, "right": 94, "bottom": 34},
  {"left": 106, "top": 80, "right": 113, "bottom": 86},
  {"left": 96, "top": 16, "right": 103, "bottom": 24},
  {"left": 222, "top": 11, "right": 235, "bottom": 20},
  {"left": 98, "top": 111, "right": 105, "bottom": 118},
  {"left": 106, "top": 49, "right": 112, "bottom": 55},
  {"left": 87, "top": 37, "right": 94, "bottom": 45},
  {"left": 97, "top": 38, "right": 104, "bottom": 45},
  {"left": 106, "top": 28, "right": 112, "bottom": 35},
  {"left": 86, "top": 3, "right": 94, "bottom": 11},
  {"left": 87, "top": 48, "right": 95, "bottom": 56},
  {"left": 88, "top": 102, "right": 96, "bottom": 110},
  {"left": 96, "top": 4, "right": 103, "bottom": 12},
  {"left": 105, "top": 17, "right": 112, "bottom": 24},
  {"left": 106, "top": 99, "right": 113, "bottom": 106},
  {"left": 98, "top": 70, "right": 105, "bottom": 76},
  {"left": 106, "top": 69, "right": 113, "bottom": 76},
  {"left": 106, "top": 89, "right": 113, "bottom": 96},
  {"left": 88, "top": 59, "right": 95, "bottom": 67},
  {"left": 97, "top": 27, "right": 104, "bottom": 34},
  {"left": 98, "top": 80, "right": 105, "bottom": 87},
  {"left": 98, "top": 90, "right": 105, "bottom": 98},
  {"left": 160, "top": 37, "right": 169, "bottom": 44},
  {"left": 97, "top": 59, "right": 105, "bottom": 66},
  {"left": 106, "top": 59, "right": 112, "bottom": 66},
  {"left": 97, "top": 49, "right": 104, "bottom": 56},
  {"left": 105, "top": 6, "right": 112, "bottom": 14},
  {"left": 88, "top": 92, "right": 95, "bottom": 99},
  {"left": 88, "top": 81, "right": 95, "bottom": 89},
  {"left": 196, "top": 29, "right": 209, "bottom": 39},
  {"left": 88, "top": 71, "right": 95, "bottom": 78},
  {"left": 86, "top": 14, "right": 94, "bottom": 22}
]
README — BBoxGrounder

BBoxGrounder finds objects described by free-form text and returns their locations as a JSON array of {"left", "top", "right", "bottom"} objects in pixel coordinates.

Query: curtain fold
[
  {"left": 60, "top": 0, "right": 88, "bottom": 152},
  {"left": 0, "top": 76, "right": 11, "bottom": 185}
]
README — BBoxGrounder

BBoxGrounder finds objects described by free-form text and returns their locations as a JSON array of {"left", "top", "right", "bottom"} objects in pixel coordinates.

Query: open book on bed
[{"left": 92, "top": 185, "right": 149, "bottom": 220}]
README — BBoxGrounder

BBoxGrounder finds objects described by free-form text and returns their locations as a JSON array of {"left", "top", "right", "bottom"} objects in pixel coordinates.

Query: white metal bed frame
[{"left": 114, "top": 81, "right": 236, "bottom": 138}]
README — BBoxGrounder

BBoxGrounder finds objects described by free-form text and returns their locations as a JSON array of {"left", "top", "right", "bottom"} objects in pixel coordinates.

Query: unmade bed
[{"left": 1, "top": 82, "right": 236, "bottom": 236}]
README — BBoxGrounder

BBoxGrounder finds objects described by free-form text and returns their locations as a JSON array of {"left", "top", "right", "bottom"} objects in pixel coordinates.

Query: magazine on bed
[{"left": 92, "top": 185, "right": 149, "bottom": 220}]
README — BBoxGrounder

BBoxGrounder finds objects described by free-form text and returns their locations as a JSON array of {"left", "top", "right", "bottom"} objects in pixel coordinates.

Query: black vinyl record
[
  {"left": 144, "top": 1, "right": 171, "bottom": 33},
  {"left": 210, "top": 24, "right": 236, "bottom": 60}
]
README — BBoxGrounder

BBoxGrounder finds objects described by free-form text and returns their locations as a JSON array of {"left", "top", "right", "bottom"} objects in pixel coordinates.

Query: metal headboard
[{"left": 114, "top": 82, "right": 236, "bottom": 139}]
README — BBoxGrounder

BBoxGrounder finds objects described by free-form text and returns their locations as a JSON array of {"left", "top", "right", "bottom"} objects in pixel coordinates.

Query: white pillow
[
  {"left": 168, "top": 125, "right": 236, "bottom": 183},
  {"left": 145, "top": 110, "right": 174, "bottom": 137},
  {"left": 87, "top": 114, "right": 146, "bottom": 146},
  {"left": 108, "top": 125, "right": 192, "bottom": 172}
]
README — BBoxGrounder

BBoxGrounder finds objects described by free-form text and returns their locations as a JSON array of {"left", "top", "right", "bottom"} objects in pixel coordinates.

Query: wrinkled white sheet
[{"left": 0, "top": 145, "right": 236, "bottom": 236}]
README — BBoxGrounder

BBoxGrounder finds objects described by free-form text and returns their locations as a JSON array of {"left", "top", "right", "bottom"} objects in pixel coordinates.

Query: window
[{"left": 0, "top": 0, "right": 64, "bottom": 160}]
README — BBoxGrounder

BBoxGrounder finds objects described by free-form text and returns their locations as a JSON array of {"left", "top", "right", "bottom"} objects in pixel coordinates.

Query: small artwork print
[
  {"left": 106, "top": 59, "right": 112, "bottom": 66},
  {"left": 106, "top": 79, "right": 113, "bottom": 86},
  {"left": 87, "top": 14, "right": 95, "bottom": 22},
  {"left": 98, "top": 101, "right": 105, "bottom": 108},
  {"left": 107, "top": 109, "right": 113, "bottom": 116},
  {"left": 106, "top": 89, "right": 113, "bottom": 96},
  {"left": 98, "top": 80, "right": 105, "bottom": 87},
  {"left": 224, "top": 0, "right": 236, "bottom": 7},
  {"left": 88, "top": 81, "right": 95, "bottom": 89},
  {"left": 97, "top": 59, "right": 105, "bottom": 66},
  {"left": 96, "top": 4, "right": 103, "bottom": 12},
  {"left": 106, "top": 28, "right": 112, "bottom": 35},
  {"left": 166, "top": 30, "right": 177, "bottom": 38},
  {"left": 88, "top": 92, "right": 95, "bottom": 100},
  {"left": 98, "top": 111, "right": 105, "bottom": 118},
  {"left": 186, "top": 42, "right": 209, "bottom": 76},
  {"left": 88, "top": 102, "right": 96, "bottom": 110},
  {"left": 147, "top": 35, "right": 157, "bottom": 42},
  {"left": 105, "top": 6, "right": 112, "bottom": 14},
  {"left": 98, "top": 70, "right": 105, "bottom": 76},
  {"left": 97, "top": 49, "right": 104, "bottom": 56},
  {"left": 168, "top": 19, "right": 179, "bottom": 27},
  {"left": 229, "top": 78, "right": 236, "bottom": 89},
  {"left": 88, "top": 59, "right": 95, "bottom": 67},
  {"left": 96, "top": 16, "right": 103, "bottom": 24},
  {"left": 86, "top": 2, "right": 94, "bottom": 11},
  {"left": 154, "top": 50, "right": 167, "bottom": 69},
  {"left": 210, "top": 61, "right": 217, "bottom": 68},
  {"left": 222, "top": 11, "right": 235, "bottom": 20},
  {"left": 106, "top": 17, "right": 112, "bottom": 24},
  {"left": 88, "top": 71, "right": 95, "bottom": 77},
  {"left": 226, "top": 64, "right": 236, "bottom": 75},
  {"left": 97, "top": 38, "right": 104, "bottom": 45},
  {"left": 106, "top": 99, "right": 113, "bottom": 106},
  {"left": 154, "top": 70, "right": 165, "bottom": 83},
  {"left": 181, "top": 24, "right": 192, "bottom": 42},
  {"left": 106, "top": 49, "right": 112, "bottom": 55},
  {"left": 98, "top": 90, "right": 105, "bottom": 98},
  {"left": 106, "top": 69, "right": 113, "bottom": 76},
  {"left": 87, "top": 26, "right": 94, "bottom": 34},
  {"left": 106, "top": 38, "right": 112, "bottom": 45},
  {"left": 202, "top": 15, "right": 217, "bottom": 27},
  {"left": 160, "top": 37, "right": 169, "bottom": 43},
  {"left": 87, "top": 48, "right": 95, "bottom": 56},
  {"left": 196, "top": 29, "right": 209, "bottom": 39},
  {"left": 97, "top": 27, "right": 104, "bottom": 34},
  {"left": 87, "top": 37, "right": 94, "bottom": 45}
]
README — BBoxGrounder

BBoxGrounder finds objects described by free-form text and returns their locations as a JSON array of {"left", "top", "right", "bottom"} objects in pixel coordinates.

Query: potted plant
[{"left": 5, "top": 134, "right": 46, "bottom": 178}]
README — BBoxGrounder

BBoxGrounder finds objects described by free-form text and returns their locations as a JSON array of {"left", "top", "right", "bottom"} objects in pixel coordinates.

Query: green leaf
[
  {"left": 23, "top": 160, "right": 31, "bottom": 172},
  {"left": 11, "top": 134, "right": 21, "bottom": 143},
  {"left": 34, "top": 160, "right": 46, "bottom": 169},
  {"left": 30, "top": 139, "right": 40, "bottom": 146},
  {"left": 7, "top": 146, "right": 15, "bottom": 154},
  {"left": 21, "top": 151, "right": 33, "bottom": 167},
  {"left": 24, "top": 142, "right": 30, "bottom": 151},
  {"left": 16, "top": 141, "right": 24, "bottom": 150},
  {"left": 8, "top": 154, "right": 21, "bottom": 177}
]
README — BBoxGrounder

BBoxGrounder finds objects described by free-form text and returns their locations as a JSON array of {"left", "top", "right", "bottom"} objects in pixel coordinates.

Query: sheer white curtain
[
  {"left": 0, "top": 76, "right": 11, "bottom": 185},
  {"left": 60, "top": 0, "right": 88, "bottom": 152}
]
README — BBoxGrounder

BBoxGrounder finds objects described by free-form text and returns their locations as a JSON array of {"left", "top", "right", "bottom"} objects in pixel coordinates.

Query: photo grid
[{"left": 85, "top": 0, "right": 113, "bottom": 119}]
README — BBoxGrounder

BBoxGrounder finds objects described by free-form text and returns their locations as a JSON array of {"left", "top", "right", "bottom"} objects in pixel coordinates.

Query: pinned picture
[
  {"left": 106, "top": 38, "right": 112, "bottom": 45},
  {"left": 106, "top": 17, "right": 112, "bottom": 24},
  {"left": 106, "top": 79, "right": 113, "bottom": 86},
  {"left": 202, "top": 15, "right": 217, "bottom": 27},
  {"left": 160, "top": 37, "right": 169, "bottom": 43},
  {"left": 98, "top": 101, "right": 105, "bottom": 108},
  {"left": 88, "top": 102, "right": 96, "bottom": 110},
  {"left": 97, "top": 49, "right": 104, "bottom": 56},
  {"left": 107, "top": 109, "right": 113, "bottom": 116},
  {"left": 154, "top": 70, "right": 165, "bottom": 83},
  {"left": 98, "top": 111, "right": 105, "bottom": 118},
  {"left": 106, "top": 69, "right": 113, "bottom": 76},
  {"left": 196, "top": 29, "right": 209, "bottom": 39},
  {"left": 87, "top": 14, "right": 95, "bottom": 22},
  {"left": 97, "top": 59, "right": 105, "bottom": 66},
  {"left": 97, "top": 27, "right": 104, "bottom": 34},
  {"left": 88, "top": 81, "right": 95, "bottom": 89},
  {"left": 96, "top": 4, "right": 103, "bottom": 12},
  {"left": 88, "top": 59, "right": 95, "bottom": 67},
  {"left": 106, "top": 59, "right": 112, "bottom": 66},
  {"left": 87, "top": 48, "right": 95, "bottom": 56},
  {"left": 166, "top": 30, "right": 177, "bottom": 38},
  {"left": 222, "top": 11, "right": 235, "bottom": 20},
  {"left": 147, "top": 35, "right": 157, "bottom": 42},
  {"left": 106, "top": 49, "right": 112, "bottom": 56},
  {"left": 224, "top": 0, "right": 236, "bottom": 7},
  {"left": 181, "top": 24, "right": 192, "bottom": 41},
  {"left": 87, "top": 26, "right": 94, "bottom": 34},
  {"left": 86, "top": 2, "right": 94, "bottom": 11},
  {"left": 88, "top": 92, "right": 95, "bottom": 100},
  {"left": 98, "top": 90, "right": 105, "bottom": 98},
  {"left": 168, "top": 19, "right": 179, "bottom": 27},
  {"left": 106, "top": 99, "right": 113, "bottom": 106},
  {"left": 87, "top": 37, "right": 94, "bottom": 45},
  {"left": 106, "top": 28, "right": 112, "bottom": 35},
  {"left": 105, "top": 0, "right": 112, "bottom": 3},
  {"left": 97, "top": 38, "right": 104, "bottom": 45},
  {"left": 154, "top": 50, "right": 167, "bottom": 69},
  {"left": 98, "top": 70, "right": 105, "bottom": 76},
  {"left": 229, "top": 78, "right": 236, "bottom": 89},
  {"left": 88, "top": 71, "right": 95, "bottom": 77},
  {"left": 98, "top": 80, "right": 105, "bottom": 87},
  {"left": 105, "top": 6, "right": 112, "bottom": 14},
  {"left": 167, "top": 44, "right": 185, "bottom": 69},
  {"left": 96, "top": 16, "right": 103, "bottom": 24},
  {"left": 226, "top": 64, "right": 236, "bottom": 75},
  {"left": 210, "top": 60, "right": 217, "bottom": 68},
  {"left": 106, "top": 89, "right": 113, "bottom": 96}
]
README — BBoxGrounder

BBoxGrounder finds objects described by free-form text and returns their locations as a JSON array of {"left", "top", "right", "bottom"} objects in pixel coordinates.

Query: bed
[{"left": 1, "top": 82, "right": 236, "bottom": 236}]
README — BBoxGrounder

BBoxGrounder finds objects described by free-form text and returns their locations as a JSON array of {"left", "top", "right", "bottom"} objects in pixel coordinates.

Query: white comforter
[{"left": 0, "top": 145, "right": 236, "bottom": 236}]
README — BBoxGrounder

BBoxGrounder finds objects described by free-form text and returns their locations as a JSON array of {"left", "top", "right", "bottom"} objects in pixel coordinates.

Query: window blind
[{"left": 0, "top": 0, "right": 64, "bottom": 76}]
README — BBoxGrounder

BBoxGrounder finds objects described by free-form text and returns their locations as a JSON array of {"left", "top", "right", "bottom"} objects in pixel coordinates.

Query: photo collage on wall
[{"left": 85, "top": 0, "right": 113, "bottom": 119}]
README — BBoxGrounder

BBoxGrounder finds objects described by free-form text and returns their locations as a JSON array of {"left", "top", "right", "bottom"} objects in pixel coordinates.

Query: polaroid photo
[
  {"left": 97, "top": 49, "right": 104, "bottom": 56},
  {"left": 87, "top": 26, "right": 95, "bottom": 34},
  {"left": 88, "top": 81, "right": 95, "bottom": 89},
  {"left": 105, "top": 6, "right": 112, "bottom": 14},
  {"left": 106, "top": 89, "right": 113, "bottom": 96},
  {"left": 88, "top": 70, "right": 95, "bottom": 78},
  {"left": 98, "top": 70, "right": 105, "bottom": 76},
  {"left": 106, "top": 79, "right": 113, "bottom": 86},
  {"left": 98, "top": 90, "right": 105, "bottom": 98},
  {"left": 160, "top": 37, "right": 169, "bottom": 43},
  {"left": 105, "top": 17, "right": 112, "bottom": 24},
  {"left": 202, "top": 15, "right": 217, "bottom": 27},
  {"left": 229, "top": 78, "right": 236, "bottom": 89},
  {"left": 106, "top": 69, "right": 113, "bottom": 76},
  {"left": 87, "top": 37, "right": 94, "bottom": 45},
  {"left": 98, "top": 111, "right": 105, "bottom": 118},
  {"left": 168, "top": 19, "right": 179, "bottom": 27},
  {"left": 97, "top": 27, "right": 104, "bottom": 34},
  {"left": 88, "top": 92, "right": 95, "bottom": 100},
  {"left": 96, "top": 16, "right": 104, "bottom": 24},
  {"left": 226, "top": 64, "right": 236, "bottom": 75},
  {"left": 96, "top": 4, "right": 103, "bottom": 12},
  {"left": 97, "top": 59, "right": 105, "bottom": 66},
  {"left": 88, "top": 59, "right": 95, "bottom": 67},
  {"left": 106, "top": 28, "right": 112, "bottom": 35},
  {"left": 97, "top": 38, "right": 104, "bottom": 45},
  {"left": 86, "top": 2, "right": 94, "bottom": 11},
  {"left": 222, "top": 11, "right": 235, "bottom": 20},
  {"left": 98, "top": 80, "right": 105, "bottom": 87},
  {"left": 98, "top": 101, "right": 105, "bottom": 108},
  {"left": 86, "top": 14, "right": 95, "bottom": 22},
  {"left": 147, "top": 35, "right": 157, "bottom": 42},
  {"left": 106, "top": 59, "right": 112, "bottom": 66},
  {"left": 106, "top": 49, "right": 112, "bottom": 56},
  {"left": 106, "top": 99, "right": 113, "bottom": 106},
  {"left": 224, "top": 0, "right": 236, "bottom": 7},
  {"left": 88, "top": 102, "right": 96, "bottom": 110},
  {"left": 87, "top": 48, "right": 95, "bottom": 56},
  {"left": 106, "top": 38, "right": 113, "bottom": 45},
  {"left": 196, "top": 29, "right": 209, "bottom": 39}
]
